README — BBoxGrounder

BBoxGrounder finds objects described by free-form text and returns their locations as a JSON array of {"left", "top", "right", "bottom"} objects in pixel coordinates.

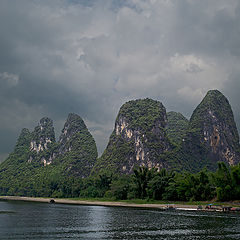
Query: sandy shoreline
[{"left": 0, "top": 196, "right": 198, "bottom": 210}]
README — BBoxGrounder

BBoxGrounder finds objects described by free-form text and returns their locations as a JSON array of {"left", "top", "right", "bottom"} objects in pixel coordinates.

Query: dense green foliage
[
  {"left": 1, "top": 162, "right": 240, "bottom": 202},
  {"left": 166, "top": 112, "right": 189, "bottom": 146},
  {"left": 92, "top": 135, "right": 135, "bottom": 174},
  {"left": 56, "top": 130, "right": 98, "bottom": 178},
  {"left": 56, "top": 113, "right": 98, "bottom": 177},
  {"left": 117, "top": 98, "right": 166, "bottom": 131}
]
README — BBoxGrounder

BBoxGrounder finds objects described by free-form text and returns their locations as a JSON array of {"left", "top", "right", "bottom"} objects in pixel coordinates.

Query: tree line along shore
[{"left": 1, "top": 162, "right": 240, "bottom": 203}]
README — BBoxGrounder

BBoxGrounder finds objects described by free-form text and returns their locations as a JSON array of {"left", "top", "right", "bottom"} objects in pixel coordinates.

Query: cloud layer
[{"left": 0, "top": 0, "right": 240, "bottom": 161}]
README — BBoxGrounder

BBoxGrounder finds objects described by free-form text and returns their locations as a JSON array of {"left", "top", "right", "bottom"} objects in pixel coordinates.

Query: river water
[{"left": 0, "top": 200, "right": 240, "bottom": 239}]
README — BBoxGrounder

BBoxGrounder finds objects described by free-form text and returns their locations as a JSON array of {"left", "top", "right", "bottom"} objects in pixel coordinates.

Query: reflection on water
[{"left": 0, "top": 200, "right": 240, "bottom": 239}]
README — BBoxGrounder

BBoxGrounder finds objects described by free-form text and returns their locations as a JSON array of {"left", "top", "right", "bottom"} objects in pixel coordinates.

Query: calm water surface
[{"left": 0, "top": 200, "right": 240, "bottom": 239}]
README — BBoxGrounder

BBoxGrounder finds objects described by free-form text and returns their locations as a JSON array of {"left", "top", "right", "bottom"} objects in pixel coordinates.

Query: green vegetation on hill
[
  {"left": 93, "top": 134, "right": 136, "bottom": 174},
  {"left": 117, "top": 98, "right": 166, "bottom": 131},
  {"left": 1, "top": 160, "right": 240, "bottom": 202},
  {"left": 166, "top": 111, "right": 189, "bottom": 146},
  {"left": 190, "top": 90, "right": 239, "bottom": 142},
  {"left": 57, "top": 113, "right": 98, "bottom": 177},
  {"left": 190, "top": 90, "right": 236, "bottom": 131},
  {"left": 57, "top": 131, "right": 98, "bottom": 177},
  {"left": 0, "top": 113, "right": 97, "bottom": 196}
]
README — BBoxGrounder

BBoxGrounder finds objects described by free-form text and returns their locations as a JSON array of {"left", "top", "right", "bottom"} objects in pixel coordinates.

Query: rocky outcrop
[
  {"left": 94, "top": 98, "right": 172, "bottom": 174},
  {"left": 28, "top": 117, "right": 56, "bottom": 165},
  {"left": 185, "top": 90, "right": 240, "bottom": 168},
  {"left": 30, "top": 117, "right": 55, "bottom": 153}
]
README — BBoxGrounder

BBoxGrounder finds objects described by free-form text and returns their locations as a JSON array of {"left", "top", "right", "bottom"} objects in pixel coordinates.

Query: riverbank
[
  {"left": 1, "top": 196, "right": 240, "bottom": 212},
  {"left": 0, "top": 196, "right": 199, "bottom": 210}
]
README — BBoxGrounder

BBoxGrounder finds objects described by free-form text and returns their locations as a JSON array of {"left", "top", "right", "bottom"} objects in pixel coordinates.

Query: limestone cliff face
[
  {"left": 30, "top": 117, "right": 55, "bottom": 153},
  {"left": 94, "top": 98, "right": 172, "bottom": 174},
  {"left": 28, "top": 117, "right": 56, "bottom": 166},
  {"left": 187, "top": 90, "right": 240, "bottom": 167}
]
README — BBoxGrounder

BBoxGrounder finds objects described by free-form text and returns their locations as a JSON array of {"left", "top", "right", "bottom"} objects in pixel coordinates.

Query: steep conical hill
[
  {"left": 185, "top": 90, "right": 240, "bottom": 168},
  {"left": 56, "top": 113, "right": 98, "bottom": 177},
  {"left": 93, "top": 98, "right": 173, "bottom": 174},
  {"left": 0, "top": 128, "right": 31, "bottom": 170}
]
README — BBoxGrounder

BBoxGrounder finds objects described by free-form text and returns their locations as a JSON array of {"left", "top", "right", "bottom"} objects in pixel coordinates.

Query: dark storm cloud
[{"left": 0, "top": 0, "right": 240, "bottom": 162}]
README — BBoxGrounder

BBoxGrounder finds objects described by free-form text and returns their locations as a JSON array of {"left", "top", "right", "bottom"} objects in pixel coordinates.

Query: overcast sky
[{"left": 0, "top": 0, "right": 240, "bottom": 162}]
